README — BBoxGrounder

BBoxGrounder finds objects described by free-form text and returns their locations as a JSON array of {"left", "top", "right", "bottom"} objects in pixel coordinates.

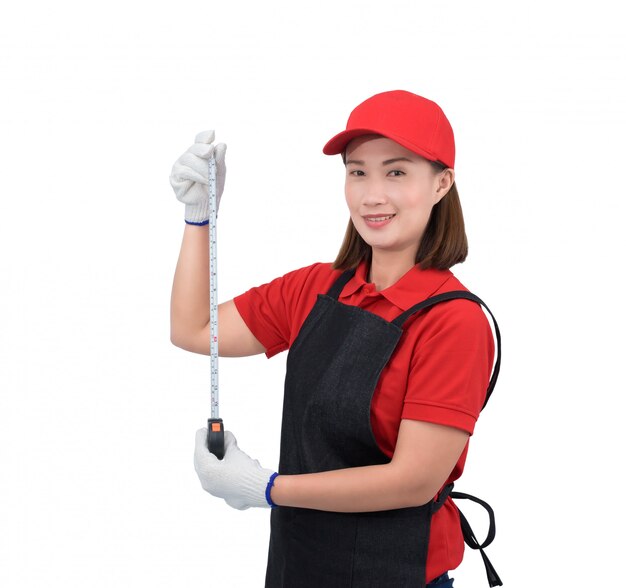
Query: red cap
[{"left": 322, "top": 90, "right": 455, "bottom": 169}]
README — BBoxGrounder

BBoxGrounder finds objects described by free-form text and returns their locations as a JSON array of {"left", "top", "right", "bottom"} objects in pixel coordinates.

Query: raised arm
[
  {"left": 168, "top": 131, "right": 265, "bottom": 358},
  {"left": 170, "top": 225, "right": 265, "bottom": 357}
]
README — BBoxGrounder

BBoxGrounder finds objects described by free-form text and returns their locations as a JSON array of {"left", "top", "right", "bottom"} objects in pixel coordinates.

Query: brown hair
[{"left": 332, "top": 150, "right": 468, "bottom": 271}]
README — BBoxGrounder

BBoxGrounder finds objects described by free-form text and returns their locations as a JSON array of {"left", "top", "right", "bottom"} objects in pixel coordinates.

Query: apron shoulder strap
[
  {"left": 392, "top": 290, "right": 501, "bottom": 411},
  {"left": 326, "top": 267, "right": 357, "bottom": 299}
]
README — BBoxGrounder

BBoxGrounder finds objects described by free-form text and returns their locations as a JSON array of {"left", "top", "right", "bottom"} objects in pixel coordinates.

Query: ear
[{"left": 434, "top": 168, "right": 455, "bottom": 203}]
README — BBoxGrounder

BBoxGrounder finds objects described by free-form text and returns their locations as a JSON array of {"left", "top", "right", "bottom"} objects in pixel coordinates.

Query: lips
[
  {"left": 361, "top": 214, "right": 396, "bottom": 230},
  {"left": 363, "top": 214, "right": 396, "bottom": 222}
]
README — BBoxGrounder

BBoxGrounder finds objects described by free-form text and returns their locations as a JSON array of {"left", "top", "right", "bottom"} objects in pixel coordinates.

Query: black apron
[{"left": 264, "top": 267, "right": 503, "bottom": 588}]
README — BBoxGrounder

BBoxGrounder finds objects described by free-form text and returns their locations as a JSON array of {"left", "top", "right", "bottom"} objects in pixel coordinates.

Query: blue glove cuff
[{"left": 266, "top": 472, "right": 280, "bottom": 508}]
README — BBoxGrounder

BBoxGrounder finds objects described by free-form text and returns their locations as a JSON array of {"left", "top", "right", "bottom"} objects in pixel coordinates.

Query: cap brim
[
  {"left": 322, "top": 128, "right": 445, "bottom": 166},
  {"left": 322, "top": 128, "right": 382, "bottom": 155}
]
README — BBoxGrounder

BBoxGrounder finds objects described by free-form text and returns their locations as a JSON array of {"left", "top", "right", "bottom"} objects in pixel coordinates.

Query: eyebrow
[{"left": 345, "top": 157, "right": 415, "bottom": 166}]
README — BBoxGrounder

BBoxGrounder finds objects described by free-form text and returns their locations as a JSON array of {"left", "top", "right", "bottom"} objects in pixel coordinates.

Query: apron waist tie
[{"left": 449, "top": 490, "right": 503, "bottom": 587}]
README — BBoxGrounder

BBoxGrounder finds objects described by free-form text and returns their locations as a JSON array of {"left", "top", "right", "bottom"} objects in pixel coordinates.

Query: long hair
[{"left": 332, "top": 156, "right": 468, "bottom": 272}]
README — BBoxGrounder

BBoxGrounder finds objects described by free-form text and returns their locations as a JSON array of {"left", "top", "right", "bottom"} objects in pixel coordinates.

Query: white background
[{"left": 1, "top": 1, "right": 624, "bottom": 586}]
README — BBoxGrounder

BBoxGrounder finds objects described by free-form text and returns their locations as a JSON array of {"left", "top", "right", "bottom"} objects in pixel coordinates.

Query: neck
[{"left": 367, "top": 249, "right": 417, "bottom": 291}]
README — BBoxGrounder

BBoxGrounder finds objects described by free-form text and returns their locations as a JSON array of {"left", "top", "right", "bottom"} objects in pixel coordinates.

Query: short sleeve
[
  {"left": 401, "top": 299, "right": 495, "bottom": 435},
  {"left": 232, "top": 262, "right": 324, "bottom": 359}
]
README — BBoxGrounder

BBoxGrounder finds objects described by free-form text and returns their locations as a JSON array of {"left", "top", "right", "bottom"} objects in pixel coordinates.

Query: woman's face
[{"left": 344, "top": 135, "right": 453, "bottom": 259}]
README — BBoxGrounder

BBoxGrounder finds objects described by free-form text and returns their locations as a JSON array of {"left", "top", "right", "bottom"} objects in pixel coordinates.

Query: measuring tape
[{"left": 206, "top": 150, "right": 225, "bottom": 460}]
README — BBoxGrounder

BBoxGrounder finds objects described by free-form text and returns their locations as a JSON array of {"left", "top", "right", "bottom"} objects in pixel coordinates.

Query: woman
[{"left": 169, "top": 90, "right": 502, "bottom": 588}]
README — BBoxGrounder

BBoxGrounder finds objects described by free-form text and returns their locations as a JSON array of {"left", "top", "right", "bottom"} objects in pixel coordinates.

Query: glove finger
[
  {"left": 194, "top": 130, "right": 215, "bottom": 144},
  {"left": 179, "top": 152, "right": 211, "bottom": 178},
  {"left": 214, "top": 143, "right": 227, "bottom": 165},
  {"left": 170, "top": 168, "right": 207, "bottom": 191},
  {"left": 173, "top": 182, "right": 207, "bottom": 207},
  {"left": 194, "top": 427, "right": 217, "bottom": 470},
  {"left": 169, "top": 175, "right": 193, "bottom": 195},
  {"left": 188, "top": 142, "right": 215, "bottom": 160},
  {"left": 223, "top": 430, "right": 238, "bottom": 449},
  {"left": 225, "top": 497, "right": 250, "bottom": 511},
  {"left": 196, "top": 427, "right": 209, "bottom": 447},
  {"left": 172, "top": 155, "right": 209, "bottom": 185}
]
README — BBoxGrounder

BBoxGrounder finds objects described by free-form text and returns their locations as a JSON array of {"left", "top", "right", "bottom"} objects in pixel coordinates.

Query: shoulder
[
  {"left": 232, "top": 262, "right": 344, "bottom": 358},
  {"left": 416, "top": 272, "right": 493, "bottom": 344},
  {"left": 279, "top": 260, "right": 339, "bottom": 282},
  {"left": 275, "top": 261, "right": 343, "bottom": 291},
  {"left": 238, "top": 261, "right": 342, "bottom": 301}
]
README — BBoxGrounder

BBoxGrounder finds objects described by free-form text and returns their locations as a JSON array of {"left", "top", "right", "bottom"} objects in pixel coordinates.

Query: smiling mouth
[{"left": 363, "top": 214, "right": 396, "bottom": 222}]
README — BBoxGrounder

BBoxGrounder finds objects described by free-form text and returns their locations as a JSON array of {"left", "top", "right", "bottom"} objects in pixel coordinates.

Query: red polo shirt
[{"left": 233, "top": 258, "right": 495, "bottom": 582}]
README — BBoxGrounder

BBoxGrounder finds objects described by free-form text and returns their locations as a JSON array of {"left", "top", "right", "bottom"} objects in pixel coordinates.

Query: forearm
[
  {"left": 269, "top": 463, "right": 430, "bottom": 513},
  {"left": 170, "top": 223, "right": 211, "bottom": 344}
]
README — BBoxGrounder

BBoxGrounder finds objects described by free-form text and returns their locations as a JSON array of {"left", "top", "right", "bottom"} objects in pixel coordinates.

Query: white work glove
[
  {"left": 194, "top": 428, "right": 278, "bottom": 510},
  {"left": 169, "top": 130, "right": 227, "bottom": 225}
]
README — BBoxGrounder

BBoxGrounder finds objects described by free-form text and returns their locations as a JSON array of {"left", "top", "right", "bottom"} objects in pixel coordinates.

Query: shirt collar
[{"left": 339, "top": 258, "right": 454, "bottom": 311}]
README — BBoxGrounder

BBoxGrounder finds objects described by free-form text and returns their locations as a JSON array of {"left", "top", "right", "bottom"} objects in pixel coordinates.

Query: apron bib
[{"left": 264, "top": 267, "right": 502, "bottom": 588}]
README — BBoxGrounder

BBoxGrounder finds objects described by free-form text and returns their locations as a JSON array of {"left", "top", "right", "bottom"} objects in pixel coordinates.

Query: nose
[{"left": 360, "top": 176, "right": 390, "bottom": 206}]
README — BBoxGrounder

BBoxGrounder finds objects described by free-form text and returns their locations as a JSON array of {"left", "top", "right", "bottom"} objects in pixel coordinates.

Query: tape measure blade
[{"left": 208, "top": 153, "right": 219, "bottom": 419}]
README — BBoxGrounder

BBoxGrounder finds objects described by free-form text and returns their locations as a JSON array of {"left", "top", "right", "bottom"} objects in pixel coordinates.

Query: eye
[
  {"left": 388, "top": 170, "right": 405, "bottom": 177},
  {"left": 348, "top": 169, "right": 365, "bottom": 176}
]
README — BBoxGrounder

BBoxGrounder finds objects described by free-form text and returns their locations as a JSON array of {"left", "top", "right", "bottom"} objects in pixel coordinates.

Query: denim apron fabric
[
  {"left": 427, "top": 572, "right": 454, "bottom": 587},
  {"left": 264, "top": 267, "right": 502, "bottom": 588}
]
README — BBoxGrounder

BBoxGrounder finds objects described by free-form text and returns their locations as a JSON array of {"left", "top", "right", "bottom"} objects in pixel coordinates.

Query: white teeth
[{"left": 366, "top": 215, "right": 394, "bottom": 222}]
